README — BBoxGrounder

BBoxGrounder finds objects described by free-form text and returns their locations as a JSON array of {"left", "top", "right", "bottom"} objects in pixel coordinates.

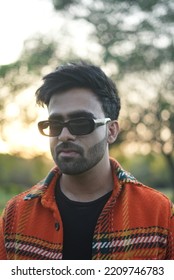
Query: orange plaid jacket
[{"left": 0, "top": 158, "right": 174, "bottom": 260}]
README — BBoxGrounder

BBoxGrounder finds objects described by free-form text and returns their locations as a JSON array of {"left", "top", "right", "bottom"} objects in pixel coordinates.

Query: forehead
[{"left": 48, "top": 88, "right": 104, "bottom": 118}]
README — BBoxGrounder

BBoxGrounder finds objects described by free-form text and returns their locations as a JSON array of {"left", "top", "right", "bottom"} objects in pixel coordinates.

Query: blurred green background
[
  {"left": 0, "top": 0, "right": 173, "bottom": 213},
  {"left": 0, "top": 151, "right": 173, "bottom": 214}
]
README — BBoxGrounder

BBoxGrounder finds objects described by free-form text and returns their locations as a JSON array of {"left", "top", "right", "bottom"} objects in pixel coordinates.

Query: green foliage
[
  {"left": 52, "top": 0, "right": 174, "bottom": 75},
  {"left": 20, "top": 37, "right": 58, "bottom": 74},
  {"left": 0, "top": 61, "right": 21, "bottom": 78},
  {"left": 0, "top": 154, "right": 52, "bottom": 187},
  {"left": 53, "top": 0, "right": 74, "bottom": 9},
  {"left": 0, "top": 36, "right": 57, "bottom": 91},
  {"left": 0, "top": 154, "right": 53, "bottom": 214}
]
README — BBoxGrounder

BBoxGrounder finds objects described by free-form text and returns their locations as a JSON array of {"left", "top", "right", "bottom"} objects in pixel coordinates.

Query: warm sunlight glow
[{"left": 1, "top": 86, "right": 51, "bottom": 158}]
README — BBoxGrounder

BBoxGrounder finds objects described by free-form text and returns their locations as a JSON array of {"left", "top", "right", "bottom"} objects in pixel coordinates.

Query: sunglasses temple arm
[{"left": 94, "top": 118, "right": 111, "bottom": 124}]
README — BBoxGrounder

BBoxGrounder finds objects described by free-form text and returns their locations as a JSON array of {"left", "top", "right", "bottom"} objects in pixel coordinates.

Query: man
[{"left": 0, "top": 61, "right": 174, "bottom": 260}]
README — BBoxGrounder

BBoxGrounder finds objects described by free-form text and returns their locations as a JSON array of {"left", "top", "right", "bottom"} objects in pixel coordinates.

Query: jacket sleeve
[
  {"left": 0, "top": 210, "right": 7, "bottom": 260},
  {"left": 167, "top": 202, "right": 174, "bottom": 259}
]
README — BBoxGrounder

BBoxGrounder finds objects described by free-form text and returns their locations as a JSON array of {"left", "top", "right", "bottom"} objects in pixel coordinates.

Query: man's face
[{"left": 48, "top": 88, "right": 110, "bottom": 175}]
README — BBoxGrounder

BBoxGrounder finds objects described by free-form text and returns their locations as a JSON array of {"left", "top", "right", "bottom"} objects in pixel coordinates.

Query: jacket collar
[{"left": 24, "top": 158, "right": 138, "bottom": 202}]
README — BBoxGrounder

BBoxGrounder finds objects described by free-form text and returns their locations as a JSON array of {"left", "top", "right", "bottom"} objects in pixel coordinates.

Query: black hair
[{"left": 35, "top": 61, "right": 121, "bottom": 120}]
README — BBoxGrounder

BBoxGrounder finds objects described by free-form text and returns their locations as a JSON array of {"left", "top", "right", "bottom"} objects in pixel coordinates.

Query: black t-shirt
[{"left": 55, "top": 182, "right": 112, "bottom": 260}]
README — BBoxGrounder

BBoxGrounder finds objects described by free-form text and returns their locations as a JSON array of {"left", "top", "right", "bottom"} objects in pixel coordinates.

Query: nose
[{"left": 58, "top": 126, "right": 76, "bottom": 142}]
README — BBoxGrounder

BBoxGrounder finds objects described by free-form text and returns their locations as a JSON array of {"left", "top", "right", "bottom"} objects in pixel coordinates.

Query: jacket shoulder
[
  {"left": 111, "top": 157, "right": 172, "bottom": 208},
  {"left": 2, "top": 166, "right": 60, "bottom": 217}
]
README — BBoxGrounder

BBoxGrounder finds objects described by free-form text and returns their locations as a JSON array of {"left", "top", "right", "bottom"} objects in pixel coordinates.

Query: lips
[
  {"left": 58, "top": 148, "right": 80, "bottom": 154},
  {"left": 59, "top": 150, "right": 80, "bottom": 157},
  {"left": 56, "top": 143, "right": 83, "bottom": 157}
]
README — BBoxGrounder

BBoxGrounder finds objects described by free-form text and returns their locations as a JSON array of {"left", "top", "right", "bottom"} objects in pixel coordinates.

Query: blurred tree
[
  {"left": 118, "top": 71, "right": 174, "bottom": 191},
  {"left": 52, "top": 0, "right": 174, "bottom": 76},
  {"left": 52, "top": 0, "right": 174, "bottom": 196},
  {"left": 0, "top": 36, "right": 58, "bottom": 143},
  {"left": 0, "top": 36, "right": 58, "bottom": 91}
]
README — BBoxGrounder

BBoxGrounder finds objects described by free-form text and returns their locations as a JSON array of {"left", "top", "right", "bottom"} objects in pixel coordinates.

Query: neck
[{"left": 59, "top": 154, "right": 113, "bottom": 202}]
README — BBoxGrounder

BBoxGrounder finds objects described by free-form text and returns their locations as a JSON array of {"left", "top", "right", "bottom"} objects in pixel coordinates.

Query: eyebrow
[{"left": 49, "top": 110, "right": 95, "bottom": 120}]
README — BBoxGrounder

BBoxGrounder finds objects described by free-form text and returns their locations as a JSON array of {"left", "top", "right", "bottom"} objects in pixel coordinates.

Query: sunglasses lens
[
  {"left": 38, "top": 121, "right": 62, "bottom": 136},
  {"left": 38, "top": 118, "right": 95, "bottom": 136},
  {"left": 69, "top": 119, "right": 94, "bottom": 135},
  {"left": 49, "top": 123, "right": 63, "bottom": 136}
]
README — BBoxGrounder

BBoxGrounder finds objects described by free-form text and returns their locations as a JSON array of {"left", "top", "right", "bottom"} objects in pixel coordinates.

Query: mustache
[{"left": 55, "top": 142, "right": 84, "bottom": 155}]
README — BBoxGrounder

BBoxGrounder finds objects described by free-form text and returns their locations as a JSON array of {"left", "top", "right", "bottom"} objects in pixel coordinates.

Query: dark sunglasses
[{"left": 38, "top": 117, "right": 111, "bottom": 137}]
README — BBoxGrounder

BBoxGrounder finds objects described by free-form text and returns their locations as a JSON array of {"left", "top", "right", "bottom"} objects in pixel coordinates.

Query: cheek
[{"left": 80, "top": 128, "right": 108, "bottom": 150}]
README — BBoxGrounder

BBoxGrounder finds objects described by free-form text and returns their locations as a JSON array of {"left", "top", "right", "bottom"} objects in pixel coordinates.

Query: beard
[{"left": 51, "top": 136, "right": 108, "bottom": 175}]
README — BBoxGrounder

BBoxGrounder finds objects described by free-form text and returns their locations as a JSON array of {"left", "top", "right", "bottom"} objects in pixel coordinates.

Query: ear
[{"left": 107, "top": 120, "right": 119, "bottom": 144}]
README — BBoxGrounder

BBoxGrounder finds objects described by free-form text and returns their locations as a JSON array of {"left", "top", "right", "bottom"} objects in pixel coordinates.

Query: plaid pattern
[
  {"left": 92, "top": 227, "right": 169, "bottom": 260},
  {"left": 0, "top": 158, "right": 174, "bottom": 260}
]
